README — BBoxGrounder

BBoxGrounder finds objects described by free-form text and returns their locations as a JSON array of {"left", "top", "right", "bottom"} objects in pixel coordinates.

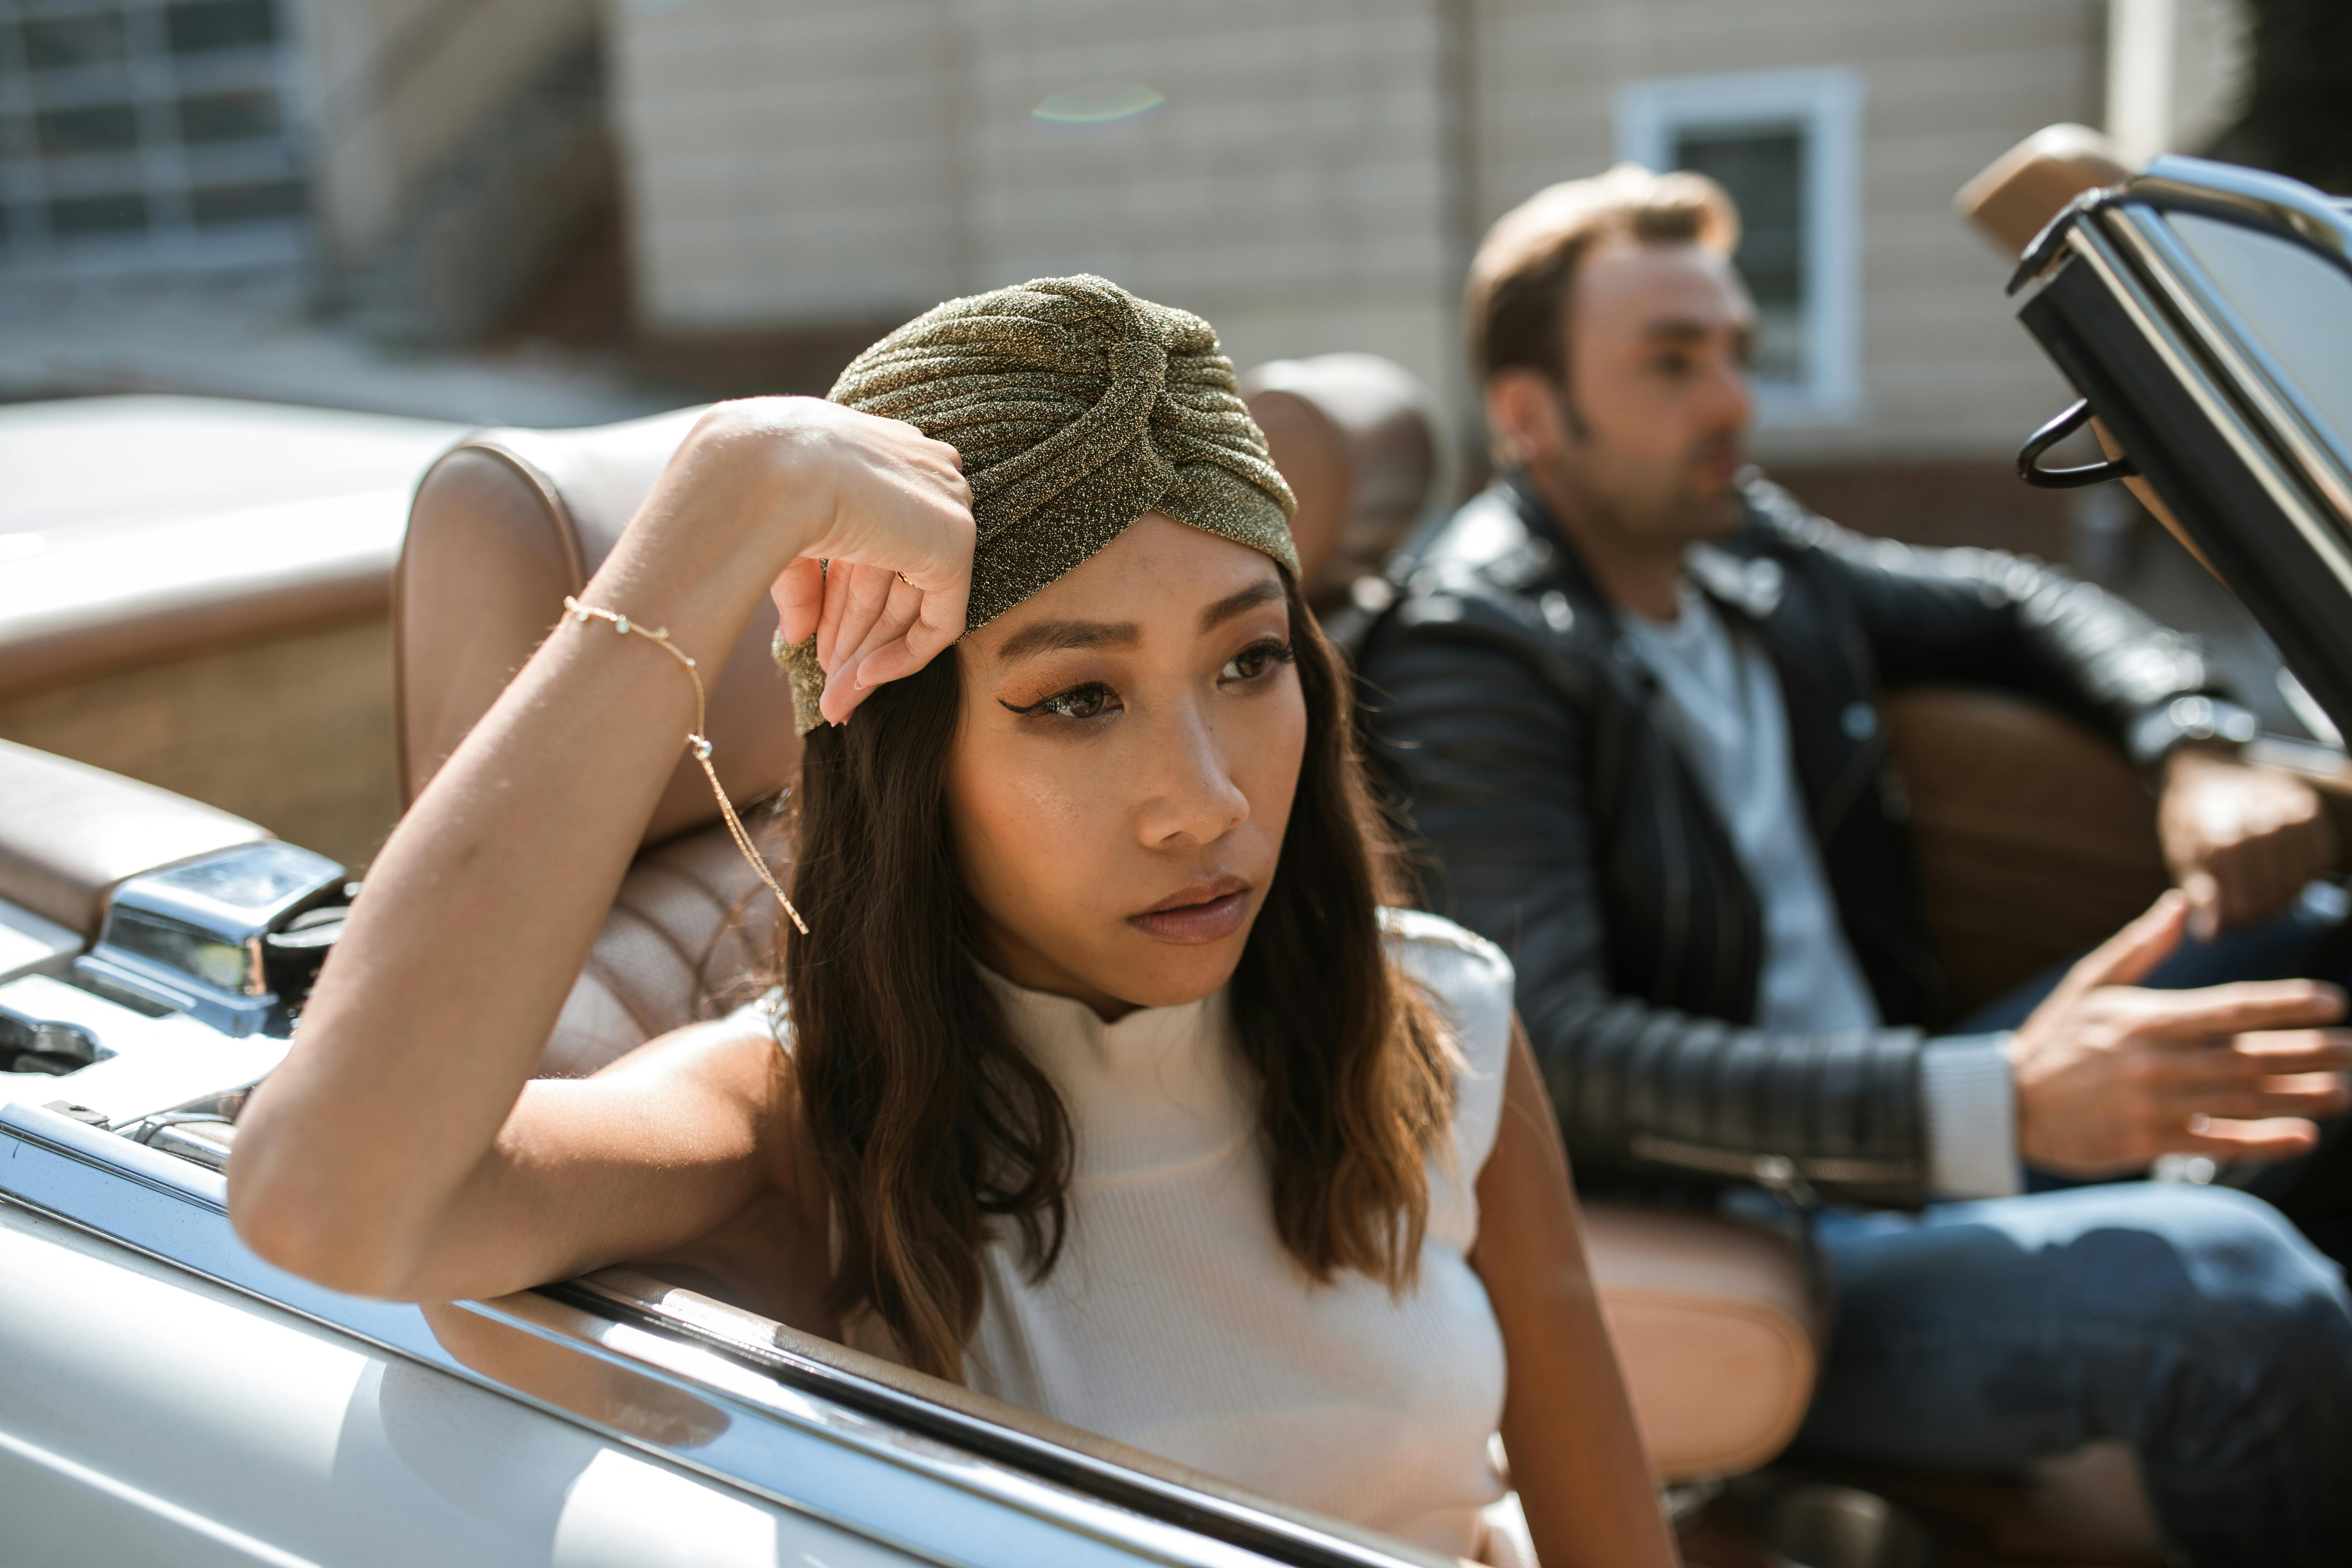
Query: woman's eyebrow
[
  {"left": 992, "top": 578, "right": 1283, "bottom": 665},
  {"left": 1199, "top": 578, "right": 1285, "bottom": 631},
  {"left": 994, "top": 619, "right": 1140, "bottom": 664}
]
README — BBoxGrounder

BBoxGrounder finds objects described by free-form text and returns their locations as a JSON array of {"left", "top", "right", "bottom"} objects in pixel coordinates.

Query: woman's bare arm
[
  {"left": 363, "top": 1020, "right": 790, "bottom": 1303},
  {"left": 1471, "top": 1019, "right": 1679, "bottom": 1568},
  {"left": 227, "top": 398, "right": 972, "bottom": 1300}
]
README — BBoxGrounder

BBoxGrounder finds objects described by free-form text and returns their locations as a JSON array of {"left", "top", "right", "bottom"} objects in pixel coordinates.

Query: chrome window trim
[
  {"left": 2125, "top": 156, "right": 2352, "bottom": 267},
  {"left": 2014, "top": 154, "right": 2352, "bottom": 289},
  {"left": 2040, "top": 216, "right": 2352, "bottom": 602},
  {"left": 0, "top": 1101, "right": 1427, "bottom": 1568},
  {"left": 2104, "top": 205, "right": 2352, "bottom": 522}
]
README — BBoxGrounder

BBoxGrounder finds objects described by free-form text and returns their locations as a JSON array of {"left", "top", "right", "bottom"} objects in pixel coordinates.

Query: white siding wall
[
  {"left": 611, "top": 0, "right": 2134, "bottom": 462},
  {"left": 1474, "top": 0, "right": 2107, "bottom": 463},
  {"left": 610, "top": 0, "right": 1463, "bottom": 404},
  {"left": 614, "top": 0, "right": 964, "bottom": 326}
]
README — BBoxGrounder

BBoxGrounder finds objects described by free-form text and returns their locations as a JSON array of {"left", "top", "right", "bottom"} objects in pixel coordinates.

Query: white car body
[{"left": 0, "top": 908, "right": 1420, "bottom": 1568}]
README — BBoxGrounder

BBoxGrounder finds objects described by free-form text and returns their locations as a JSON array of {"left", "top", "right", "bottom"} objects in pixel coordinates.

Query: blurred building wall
[
  {"left": 293, "top": 0, "right": 608, "bottom": 341},
  {"left": 612, "top": 0, "right": 1462, "bottom": 407},
  {"left": 294, "top": 0, "right": 595, "bottom": 259},
  {"left": 1472, "top": 0, "right": 2104, "bottom": 467},
  {"left": 0, "top": 0, "right": 607, "bottom": 344},
  {"left": 606, "top": 0, "right": 2252, "bottom": 548}
]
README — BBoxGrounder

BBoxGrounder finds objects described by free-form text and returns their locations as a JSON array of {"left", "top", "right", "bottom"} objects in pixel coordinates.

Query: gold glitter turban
[{"left": 776, "top": 274, "right": 1298, "bottom": 732}]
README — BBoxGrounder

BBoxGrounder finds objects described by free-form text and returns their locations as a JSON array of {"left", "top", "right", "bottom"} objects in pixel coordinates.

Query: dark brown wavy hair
[{"left": 779, "top": 578, "right": 1456, "bottom": 1382}]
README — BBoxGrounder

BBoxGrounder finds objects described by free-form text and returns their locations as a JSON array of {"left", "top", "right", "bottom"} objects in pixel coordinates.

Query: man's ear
[{"left": 1485, "top": 369, "right": 1566, "bottom": 471}]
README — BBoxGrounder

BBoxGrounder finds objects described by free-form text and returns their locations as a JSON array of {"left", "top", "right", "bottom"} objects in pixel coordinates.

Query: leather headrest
[
  {"left": 1240, "top": 354, "right": 1445, "bottom": 611},
  {"left": 395, "top": 407, "right": 801, "bottom": 847},
  {"left": 1955, "top": 122, "right": 2131, "bottom": 256}
]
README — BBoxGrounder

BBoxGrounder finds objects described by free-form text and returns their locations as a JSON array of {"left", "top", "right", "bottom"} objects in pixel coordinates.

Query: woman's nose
[{"left": 1134, "top": 704, "right": 1250, "bottom": 848}]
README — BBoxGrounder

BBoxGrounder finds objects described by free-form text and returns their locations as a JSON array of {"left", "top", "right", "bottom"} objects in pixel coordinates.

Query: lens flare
[{"left": 1030, "top": 81, "right": 1164, "bottom": 128}]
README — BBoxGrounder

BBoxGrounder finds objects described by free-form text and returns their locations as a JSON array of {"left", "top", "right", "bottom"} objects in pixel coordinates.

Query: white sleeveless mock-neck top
[{"left": 836, "top": 909, "right": 1517, "bottom": 1558}]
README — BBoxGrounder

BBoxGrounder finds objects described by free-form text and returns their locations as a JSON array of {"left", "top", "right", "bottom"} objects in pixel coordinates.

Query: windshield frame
[{"left": 2010, "top": 155, "right": 2352, "bottom": 742}]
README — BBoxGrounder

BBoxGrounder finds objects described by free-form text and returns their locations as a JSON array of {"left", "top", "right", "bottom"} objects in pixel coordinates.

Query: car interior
[
  {"left": 15, "top": 124, "right": 2352, "bottom": 1565},
  {"left": 0, "top": 399, "right": 464, "bottom": 872},
  {"left": 390, "top": 365, "right": 1824, "bottom": 1498}
]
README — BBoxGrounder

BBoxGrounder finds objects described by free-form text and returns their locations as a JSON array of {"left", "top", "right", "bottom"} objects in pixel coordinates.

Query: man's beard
[{"left": 1590, "top": 433, "right": 1746, "bottom": 545}]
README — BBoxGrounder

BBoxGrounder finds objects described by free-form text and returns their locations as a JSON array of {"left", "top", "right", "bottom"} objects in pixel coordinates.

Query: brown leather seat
[
  {"left": 0, "top": 396, "right": 468, "bottom": 868},
  {"left": 0, "top": 396, "right": 460, "bottom": 700},
  {"left": 1582, "top": 1202, "right": 1817, "bottom": 1482},
  {"left": 1885, "top": 685, "right": 2166, "bottom": 1015},
  {"left": 1240, "top": 354, "right": 1447, "bottom": 618},
  {"left": 396, "top": 408, "right": 797, "bottom": 1077}
]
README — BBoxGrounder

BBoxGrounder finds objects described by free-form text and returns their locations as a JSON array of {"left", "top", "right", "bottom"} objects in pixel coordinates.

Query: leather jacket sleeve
[
  {"left": 1357, "top": 482, "right": 2244, "bottom": 1205},
  {"left": 1761, "top": 492, "right": 2243, "bottom": 766},
  {"left": 1360, "top": 604, "right": 1931, "bottom": 1205}
]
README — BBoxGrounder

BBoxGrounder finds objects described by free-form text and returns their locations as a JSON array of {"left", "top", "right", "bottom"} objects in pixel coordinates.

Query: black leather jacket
[{"left": 1357, "top": 475, "right": 2238, "bottom": 1206}]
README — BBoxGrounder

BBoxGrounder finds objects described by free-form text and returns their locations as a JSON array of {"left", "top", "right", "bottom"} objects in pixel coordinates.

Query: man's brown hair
[{"left": 1466, "top": 161, "right": 1741, "bottom": 386}]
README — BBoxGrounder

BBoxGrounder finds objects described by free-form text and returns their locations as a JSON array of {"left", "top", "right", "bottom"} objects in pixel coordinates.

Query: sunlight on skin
[
  {"left": 1485, "top": 234, "right": 1756, "bottom": 621},
  {"left": 945, "top": 513, "right": 1306, "bottom": 1021}
]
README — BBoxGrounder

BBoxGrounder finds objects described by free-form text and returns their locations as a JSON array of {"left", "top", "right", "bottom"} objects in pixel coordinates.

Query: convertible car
[
  {"left": 5, "top": 135, "right": 2348, "bottom": 1566},
  {"left": 0, "top": 372, "right": 1809, "bottom": 1566}
]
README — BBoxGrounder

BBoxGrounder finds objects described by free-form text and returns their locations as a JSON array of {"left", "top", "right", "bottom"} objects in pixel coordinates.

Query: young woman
[{"left": 228, "top": 277, "right": 1676, "bottom": 1568}]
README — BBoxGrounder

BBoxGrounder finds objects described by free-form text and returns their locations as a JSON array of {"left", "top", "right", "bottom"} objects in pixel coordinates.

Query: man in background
[{"left": 1358, "top": 163, "right": 2352, "bottom": 1566}]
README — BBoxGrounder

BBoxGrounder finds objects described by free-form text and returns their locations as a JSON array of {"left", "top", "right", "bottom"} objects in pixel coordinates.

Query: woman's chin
[{"left": 1097, "top": 925, "right": 1253, "bottom": 1011}]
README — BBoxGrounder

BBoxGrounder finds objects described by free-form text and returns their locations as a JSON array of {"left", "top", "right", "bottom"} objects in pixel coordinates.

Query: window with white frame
[
  {"left": 0, "top": 0, "right": 309, "bottom": 274},
  {"left": 1615, "top": 66, "right": 1865, "bottom": 426}
]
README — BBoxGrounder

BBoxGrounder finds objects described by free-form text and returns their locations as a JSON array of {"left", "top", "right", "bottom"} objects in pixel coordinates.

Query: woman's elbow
[{"left": 226, "top": 1148, "right": 427, "bottom": 1301}]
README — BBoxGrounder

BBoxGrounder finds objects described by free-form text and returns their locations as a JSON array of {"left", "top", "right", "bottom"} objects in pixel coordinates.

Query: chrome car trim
[
  {"left": 0, "top": 971, "right": 287, "bottom": 1127},
  {"left": 2125, "top": 154, "right": 2352, "bottom": 265},
  {"left": 78, "top": 842, "right": 344, "bottom": 1036},
  {"left": 2008, "top": 155, "right": 2352, "bottom": 307},
  {"left": 2105, "top": 206, "right": 2352, "bottom": 521},
  {"left": 555, "top": 1272, "right": 1429, "bottom": 1568},
  {"left": 1629, "top": 1133, "right": 1918, "bottom": 1190},
  {"left": 0, "top": 1101, "right": 1429, "bottom": 1568}
]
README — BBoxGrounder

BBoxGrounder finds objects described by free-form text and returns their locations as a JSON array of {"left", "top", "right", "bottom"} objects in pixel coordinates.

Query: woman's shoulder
[
  {"left": 1380, "top": 908, "right": 1515, "bottom": 1142},
  {"left": 1377, "top": 908, "right": 1514, "bottom": 1023}
]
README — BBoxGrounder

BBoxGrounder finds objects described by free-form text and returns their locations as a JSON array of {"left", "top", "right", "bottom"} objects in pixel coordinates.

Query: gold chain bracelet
[{"left": 562, "top": 596, "right": 809, "bottom": 936}]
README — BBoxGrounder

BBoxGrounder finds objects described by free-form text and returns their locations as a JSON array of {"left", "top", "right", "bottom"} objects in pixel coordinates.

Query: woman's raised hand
[{"left": 760, "top": 401, "right": 974, "bottom": 723}]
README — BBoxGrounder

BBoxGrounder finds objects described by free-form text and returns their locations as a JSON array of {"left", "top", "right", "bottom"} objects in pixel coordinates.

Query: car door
[
  {"left": 0, "top": 793, "right": 1442, "bottom": 1568},
  {"left": 0, "top": 1087, "right": 1450, "bottom": 1568}
]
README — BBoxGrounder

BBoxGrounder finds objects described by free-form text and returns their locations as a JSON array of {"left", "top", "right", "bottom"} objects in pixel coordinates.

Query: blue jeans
[
  {"left": 1790, "top": 904, "right": 2352, "bottom": 1566},
  {"left": 1798, "top": 1185, "right": 2352, "bottom": 1566}
]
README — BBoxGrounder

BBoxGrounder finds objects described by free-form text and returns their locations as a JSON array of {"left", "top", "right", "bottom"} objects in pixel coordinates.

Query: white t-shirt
[
  {"left": 843, "top": 909, "right": 1518, "bottom": 1560},
  {"left": 1617, "top": 578, "right": 2019, "bottom": 1199},
  {"left": 1619, "top": 580, "right": 1882, "bottom": 1035}
]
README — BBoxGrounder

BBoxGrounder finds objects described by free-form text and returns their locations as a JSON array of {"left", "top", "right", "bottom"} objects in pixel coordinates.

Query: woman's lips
[{"left": 1128, "top": 877, "right": 1253, "bottom": 945}]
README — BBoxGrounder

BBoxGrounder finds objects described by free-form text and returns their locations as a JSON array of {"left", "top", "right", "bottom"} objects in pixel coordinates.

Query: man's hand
[
  {"left": 2011, "top": 891, "right": 2352, "bottom": 1178},
  {"left": 2159, "top": 744, "right": 2338, "bottom": 940}
]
